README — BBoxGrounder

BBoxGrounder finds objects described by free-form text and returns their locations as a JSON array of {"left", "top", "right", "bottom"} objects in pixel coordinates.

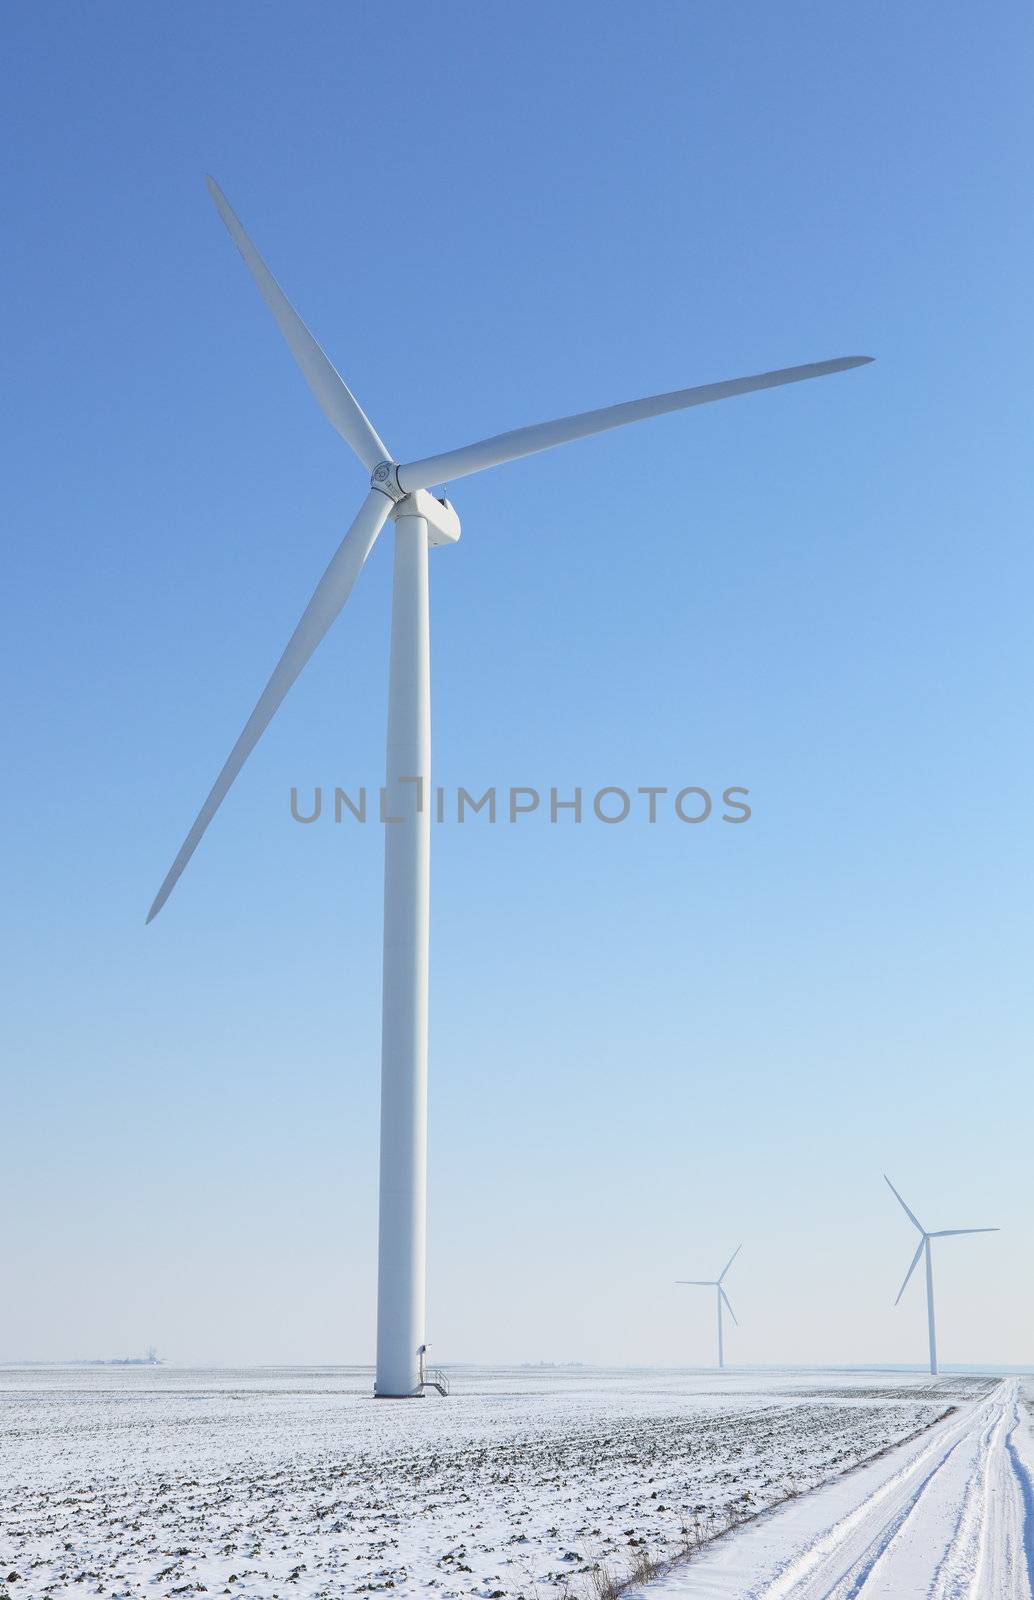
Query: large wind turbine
[
  {"left": 884, "top": 1175, "right": 998, "bottom": 1376},
  {"left": 677, "top": 1245, "right": 742, "bottom": 1369},
  {"left": 147, "top": 177, "right": 872, "bottom": 1399}
]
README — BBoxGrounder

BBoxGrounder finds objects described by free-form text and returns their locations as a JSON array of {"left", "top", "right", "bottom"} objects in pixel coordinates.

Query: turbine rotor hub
[{"left": 370, "top": 460, "right": 405, "bottom": 503}]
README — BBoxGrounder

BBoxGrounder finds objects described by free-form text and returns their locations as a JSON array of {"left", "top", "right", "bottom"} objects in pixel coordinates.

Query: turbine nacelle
[
  {"left": 395, "top": 488, "right": 461, "bottom": 547},
  {"left": 371, "top": 465, "right": 461, "bottom": 546}
]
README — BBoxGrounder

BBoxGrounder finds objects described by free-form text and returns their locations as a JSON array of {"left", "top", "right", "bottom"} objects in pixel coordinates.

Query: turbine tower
[
  {"left": 677, "top": 1245, "right": 742, "bottom": 1369},
  {"left": 884, "top": 1175, "right": 998, "bottom": 1376},
  {"left": 147, "top": 177, "right": 872, "bottom": 1399}
]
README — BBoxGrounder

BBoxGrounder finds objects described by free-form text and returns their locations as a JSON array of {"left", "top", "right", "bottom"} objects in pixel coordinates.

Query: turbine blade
[
  {"left": 884, "top": 1174, "right": 925, "bottom": 1233},
  {"left": 676, "top": 1280, "right": 717, "bottom": 1286},
  {"left": 146, "top": 489, "right": 391, "bottom": 923},
  {"left": 718, "top": 1244, "right": 742, "bottom": 1283},
  {"left": 929, "top": 1228, "right": 1000, "bottom": 1237},
  {"left": 207, "top": 177, "right": 390, "bottom": 472},
  {"left": 894, "top": 1239, "right": 925, "bottom": 1306},
  {"left": 396, "top": 356, "right": 873, "bottom": 492},
  {"left": 720, "top": 1288, "right": 738, "bottom": 1326}
]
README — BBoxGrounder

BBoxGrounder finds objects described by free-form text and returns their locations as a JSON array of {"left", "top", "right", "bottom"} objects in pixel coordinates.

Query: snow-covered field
[{"left": 0, "top": 1366, "right": 1012, "bottom": 1600}]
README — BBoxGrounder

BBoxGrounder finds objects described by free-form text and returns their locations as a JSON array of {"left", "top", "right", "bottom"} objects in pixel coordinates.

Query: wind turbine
[
  {"left": 147, "top": 176, "right": 872, "bottom": 1399},
  {"left": 677, "top": 1245, "right": 742, "bottom": 1369},
  {"left": 884, "top": 1175, "right": 998, "bottom": 1376}
]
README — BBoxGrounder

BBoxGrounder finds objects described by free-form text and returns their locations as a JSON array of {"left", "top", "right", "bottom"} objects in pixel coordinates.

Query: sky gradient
[{"left": 2, "top": 1, "right": 1031, "bottom": 1369}]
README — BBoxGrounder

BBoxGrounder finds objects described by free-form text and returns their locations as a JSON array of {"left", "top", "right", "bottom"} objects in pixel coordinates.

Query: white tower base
[
  {"left": 925, "top": 1237, "right": 938, "bottom": 1377},
  {"left": 374, "top": 510, "right": 431, "bottom": 1398},
  {"left": 373, "top": 493, "right": 459, "bottom": 1399},
  {"left": 716, "top": 1286, "right": 724, "bottom": 1369}
]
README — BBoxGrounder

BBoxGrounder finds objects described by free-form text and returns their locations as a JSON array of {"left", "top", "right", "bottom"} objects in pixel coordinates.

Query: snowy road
[{"left": 653, "top": 1379, "right": 1034, "bottom": 1599}]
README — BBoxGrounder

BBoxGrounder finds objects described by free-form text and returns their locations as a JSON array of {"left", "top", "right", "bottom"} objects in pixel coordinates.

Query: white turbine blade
[
  {"left": 720, "top": 1288, "right": 738, "bottom": 1326},
  {"left": 894, "top": 1239, "right": 925, "bottom": 1306},
  {"left": 396, "top": 356, "right": 873, "bottom": 492},
  {"left": 146, "top": 489, "right": 391, "bottom": 923},
  {"left": 207, "top": 177, "right": 390, "bottom": 473},
  {"left": 676, "top": 1280, "right": 717, "bottom": 1287},
  {"left": 718, "top": 1244, "right": 742, "bottom": 1283},
  {"left": 929, "top": 1227, "right": 1000, "bottom": 1237},
  {"left": 884, "top": 1174, "right": 925, "bottom": 1233}
]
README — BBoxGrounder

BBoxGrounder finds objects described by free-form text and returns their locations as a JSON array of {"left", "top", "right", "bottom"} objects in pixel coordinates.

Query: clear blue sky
[{"left": 2, "top": 2, "right": 1031, "bottom": 1369}]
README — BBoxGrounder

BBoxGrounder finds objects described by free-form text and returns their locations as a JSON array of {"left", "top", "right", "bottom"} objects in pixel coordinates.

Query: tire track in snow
[
  {"left": 959, "top": 1388, "right": 1018, "bottom": 1599},
  {"left": 831, "top": 1399, "right": 999, "bottom": 1600},
  {"left": 645, "top": 1382, "right": 1029, "bottom": 1599},
  {"left": 1003, "top": 1396, "right": 1034, "bottom": 1595},
  {"left": 998, "top": 1388, "right": 1034, "bottom": 1600},
  {"left": 925, "top": 1390, "right": 1007, "bottom": 1598},
  {"left": 733, "top": 1382, "right": 1033, "bottom": 1600},
  {"left": 740, "top": 1397, "right": 990, "bottom": 1600}
]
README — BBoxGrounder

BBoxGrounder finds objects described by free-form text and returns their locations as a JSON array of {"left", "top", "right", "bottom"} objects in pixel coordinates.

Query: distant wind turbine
[
  {"left": 884, "top": 1175, "right": 998, "bottom": 1376},
  {"left": 677, "top": 1245, "right": 742, "bottom": 1370}
]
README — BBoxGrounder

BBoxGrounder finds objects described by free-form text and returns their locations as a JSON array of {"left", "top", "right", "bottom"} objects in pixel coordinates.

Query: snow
[
  {"left": 0, "top": 1366, "right": 1010, "bottom": 1599},
  {"left": 646, "top": 1375, "right": 1034, "bottom": 1598}
]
